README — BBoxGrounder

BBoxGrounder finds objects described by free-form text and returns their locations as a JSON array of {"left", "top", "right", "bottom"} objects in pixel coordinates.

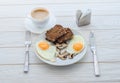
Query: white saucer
[{"left": 25, "top": 14, "right": 56, "bottom": 34}]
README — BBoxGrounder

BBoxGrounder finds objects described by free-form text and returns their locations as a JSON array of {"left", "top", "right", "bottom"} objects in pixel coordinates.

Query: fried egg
[
  {"left": 66, "top": 35, "right": 85, "bottom": 54},
  {"left": 36, "top": 40, "right": 56, "bottom": 62}
]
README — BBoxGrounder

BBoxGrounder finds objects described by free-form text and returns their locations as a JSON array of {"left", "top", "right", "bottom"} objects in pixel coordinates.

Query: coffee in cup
[{"left": 29, "top": 7, "right": 50, "bottom": 27}]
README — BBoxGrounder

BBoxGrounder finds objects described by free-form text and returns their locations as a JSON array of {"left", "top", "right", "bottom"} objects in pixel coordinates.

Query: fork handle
[
  {"left": 93, "top": 52, "right": 100, "bottom": 77},
  {"left": 24, "top": 51, "right": 29, "bottom": 73}
]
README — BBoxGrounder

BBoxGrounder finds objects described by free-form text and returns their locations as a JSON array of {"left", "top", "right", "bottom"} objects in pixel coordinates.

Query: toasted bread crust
[
  {"left": 46, "top": 25, "right": 73, "bottom": 44},
  {"left": 46, "top": 25, "right": 67, "bottom": 42},
  {"left": 56, "top": 28, "right": 73, "bottom": 43}
]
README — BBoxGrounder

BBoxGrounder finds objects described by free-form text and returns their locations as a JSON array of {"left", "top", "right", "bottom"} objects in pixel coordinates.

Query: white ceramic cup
[{"left": 28, "top": 7, "right": 50, "bottom": 27}]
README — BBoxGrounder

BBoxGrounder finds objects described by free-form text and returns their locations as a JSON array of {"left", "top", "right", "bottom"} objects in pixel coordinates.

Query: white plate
[
  {"left": 33, "top": 29, "right": 87, "bottom": 66},
  {"left": 24, "top": 13, "right": 56, "bottom": 34}
]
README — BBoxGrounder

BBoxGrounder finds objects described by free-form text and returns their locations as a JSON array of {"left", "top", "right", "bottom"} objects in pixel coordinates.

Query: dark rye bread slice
[
  {"left": 56, "top": 28, "right": 73, "bottom": 43},
  {"left": 46, "top": 25, "right": 67, "bottom": 42}
]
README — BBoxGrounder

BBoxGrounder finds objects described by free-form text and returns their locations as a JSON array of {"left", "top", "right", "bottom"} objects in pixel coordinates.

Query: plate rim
[{"left": 33, "top": 29, "right": 87, "bottom": 66}]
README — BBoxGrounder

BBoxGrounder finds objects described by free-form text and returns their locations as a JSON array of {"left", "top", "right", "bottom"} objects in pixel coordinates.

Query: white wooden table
[{"left": 0, "top": 0, "right": 120, "bottom": 83}]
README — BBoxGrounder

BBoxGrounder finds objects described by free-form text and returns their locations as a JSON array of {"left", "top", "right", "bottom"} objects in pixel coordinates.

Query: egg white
[
  {"left": 36, "top": 40, "right": 56, "bottom": 62},
  {"left": 66, "top": 35, "right": 85, "bottom": 54}
]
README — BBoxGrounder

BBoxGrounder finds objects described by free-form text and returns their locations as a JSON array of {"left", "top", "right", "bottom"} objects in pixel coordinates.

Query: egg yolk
[
  {"left": 73, "top": 42, "right": 83, "bottom": 51},
  {"left": 38, "top": 41, "right": 49, "bottom": 50}
]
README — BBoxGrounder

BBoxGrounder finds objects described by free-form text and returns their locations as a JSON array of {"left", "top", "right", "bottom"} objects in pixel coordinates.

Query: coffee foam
[{"left": 31, "top": 8, "right": 49, "bottom": 21}]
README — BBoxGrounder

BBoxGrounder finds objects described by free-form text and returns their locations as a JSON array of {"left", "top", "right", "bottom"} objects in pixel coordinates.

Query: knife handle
[
  {"left": 93, "top": 51, "right": 100, "bottom": 77},
  {"left": 24, "top": 50, "right": 29, "bottom": 73}
]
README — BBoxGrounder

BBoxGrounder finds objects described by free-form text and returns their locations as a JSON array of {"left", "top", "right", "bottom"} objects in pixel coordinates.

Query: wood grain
[
  {"left": 0, "top": 30, "right": 119, "bottom": 47},
  {"left": 0, "top": 16, "right": 120, "bottom": 32},
  {"left": 0, "top": 0, "right": 120, "bottom": 5},
  {"left": 0, "top": 3, "right": 120, "bottom": 18},
  {"left": 0, "top": 63, "right": 120, "bottom": 82},
  {"left": 0, "top": 0, "right": 120, "bottom": 82},
  {"left": 0, "top": 30, "right": 119, "bottom": 64},
  {"left": 0, "top": 44, "right": 120, "bottom": 64}
]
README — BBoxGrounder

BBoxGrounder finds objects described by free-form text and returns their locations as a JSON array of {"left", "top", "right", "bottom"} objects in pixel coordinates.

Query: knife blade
[
  {"left": 24, "top": 31, "right": 31, "bottom": 73},
  {"left": 89, "top": 31, "right": 100, "bottom": 77}
]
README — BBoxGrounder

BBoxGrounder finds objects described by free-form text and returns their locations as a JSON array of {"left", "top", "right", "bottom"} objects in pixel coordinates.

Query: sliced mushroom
[
  {"left": 55, "top": 43, "right": 67, "bottom": 50},
  {"left": 62, "top": 51, "right": 70, "bottom": 56},
  {"left": 57, "top": 54, "right": 67, "bottom": 60},
  {"left": 57, "top": 51, "right": 70, "bottom": 60},
  {"left": 59, "top": 48, "right": 67, "bottom": 55},
  {"left": 55, "top": 43, "right": 62, "bottom": 47},
  {"left": 56, "top": 47, "right": 60, "bottom": 52},
  {"left": 68, "top": 54, "right": 74, "bottom": 59},
  {"left": 61, "top": 43, "right": 68, "bottom": 48},
  {"left": 68, "top": 53, "right": 78, "bottom": 59}
]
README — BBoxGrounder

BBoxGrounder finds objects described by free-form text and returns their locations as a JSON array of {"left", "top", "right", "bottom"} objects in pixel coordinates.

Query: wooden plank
[
  {"left": 0, "top": 30, "right": 120, "bottom": 47},
  {"left": 0, "top": 16, "right": 120, "bottom": 32},
  {"left": 0, "top": 30, "right": 119, "bottom": 64},
  {"left": 0, "top": 3, "right": 120, "bottom": 17},
  {"left": 0, "top": 31, "right": 24, "bottom": 47},
  {"left": 0, "top": 63, "right": 120, "bottom": 82},
  {"left": 0, "top": 44, "right": 120, "bottom": 64},
  {"left": 0, "top": 0, "right": 119, "bottom": 82},
  {"left": 0, "top": 0, "right": 120, "bottom": 5},
  {"left": 0, "top": 47, "right": 41, "bottom": 64}
]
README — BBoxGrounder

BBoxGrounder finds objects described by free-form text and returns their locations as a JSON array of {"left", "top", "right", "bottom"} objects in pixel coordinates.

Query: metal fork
[
  {"left": 24, "top": 31, "right": 31, "bottom": 73},
  {"left": 89, "top": 31, "right": 100, "bottom": 77}
]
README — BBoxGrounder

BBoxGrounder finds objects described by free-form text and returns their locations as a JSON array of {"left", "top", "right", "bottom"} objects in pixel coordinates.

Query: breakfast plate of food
[{"left": 33, "top": 24, "right": 87, "bottom": 66}]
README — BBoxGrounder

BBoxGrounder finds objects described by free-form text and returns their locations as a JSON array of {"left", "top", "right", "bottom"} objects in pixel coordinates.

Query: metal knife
[
  {"left": 89, "top": 31, "right": 100, "bottom": 77},
  {"left": 24, "top": 31, "right": 31, "bottom": 73}
]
